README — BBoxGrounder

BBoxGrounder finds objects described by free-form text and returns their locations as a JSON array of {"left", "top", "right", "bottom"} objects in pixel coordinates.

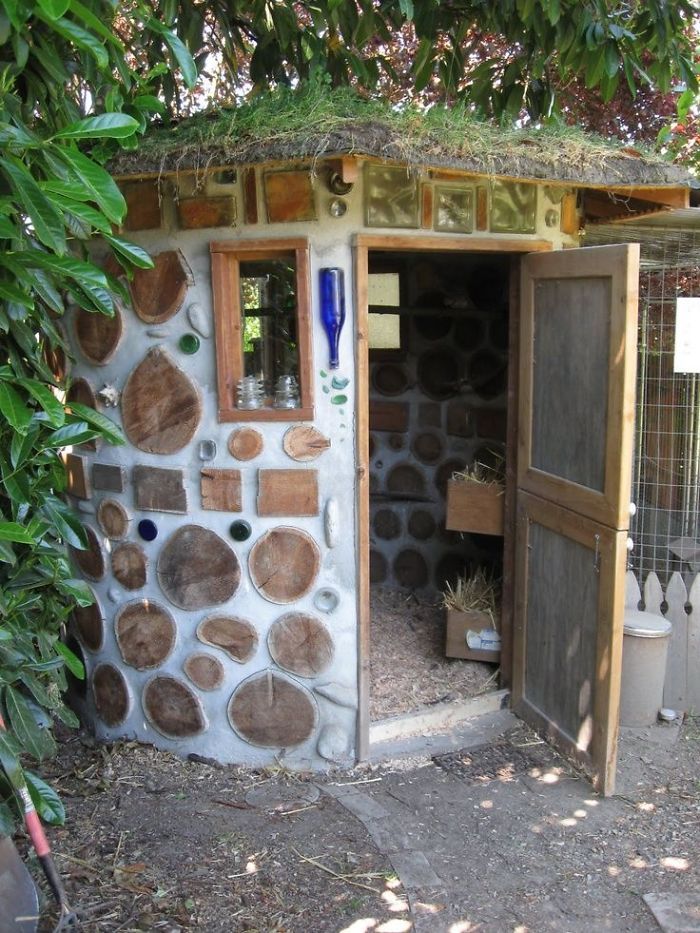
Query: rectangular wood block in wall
[
  {"left": 243, "top": 168, "right": 258, "bottom": 224},
  {"left": 257, "top": 470, "right": 319, "bottom": 517},
  {"left": 121, "top": 180, "right": 161, "bottom": 231},
  {"left": 64, "top": 452, "right": 91, "bottom": 499},
  {"left": 133, "top": 465, "right": 187, "bottom": 514},
  {"left": 177, "top": 196, "right": 237, "bottom": 230},
  {"left": 369, "top": 401, "right": 410, "bottom": 433},
  {"left": 201, "top": 469, "right": 242, "bottom": 512},
  {"left": 264, "top": 170, "right": 317, "bottom": 223},
  {"left": 92, "top": 462, "right": 125, "bottom": 493}
]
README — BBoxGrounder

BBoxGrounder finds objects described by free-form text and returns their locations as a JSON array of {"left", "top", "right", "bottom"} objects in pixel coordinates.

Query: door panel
[
  {"left": 518, "top": 245, "right": 639, "bottom": 530},
  {"left": 514, "top": 493, "right": 627, "bottom": 793},
  {"left": 515, "top": 244, "right": 639, "bottom": 796}
]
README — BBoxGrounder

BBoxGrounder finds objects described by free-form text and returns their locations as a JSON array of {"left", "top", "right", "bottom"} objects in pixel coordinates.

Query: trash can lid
[{"left": 623, "top": 609, "right": 672, "bottom": 638}]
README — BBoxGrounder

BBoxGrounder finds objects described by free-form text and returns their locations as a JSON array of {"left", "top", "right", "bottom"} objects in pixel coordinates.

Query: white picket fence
[{"left": 626, "top": 570, "right": 700, "bottom": 713}]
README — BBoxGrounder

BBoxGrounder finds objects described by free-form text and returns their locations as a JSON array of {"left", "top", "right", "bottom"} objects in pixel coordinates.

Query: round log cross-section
[
  {"left": 228, "top": 427, "right": 264, "bottom": 461},
  {"left": 121, "top": 348, "right": 201, "bottom": 455},
  {"left": 111, "top": 542, "right": 148, "bottom": 591},
  {"left": 129, "top": 250, "right": 190, "bottom": 324},
  {"left": 158, "top": 525, "right": 241, "bottom": 610},
  {"left": 282, "top": 425, "right": 331, "bottom": 462},
  {"left": 72, "top": 590, "right": 103, "bottom": 652},
  {"left": 66, "top": 378, "right": 98, "bottom": 451},
  {"left": 93, "top": 663, "right": 130, "bottom": 727},
  {"left": 249, "top": 527, "right": 320, "bottom": 604},
  {"left": 75, "top": 304, "right": 122, "bottom": 365},
  {"left": 143, "top": 675, "right": 206, "bottom": 739},
  {"left": 228, "top": 671, "right": 317, "bottom": 748},
  {"left": 183, "top": 653, "right": 225, "bottom": 691},
  {"left": 70, "top": 525, "right": 105, "bottom": 581},
  {"left": 268, "top": 613, "right": 334, "bottom": 678},
  {"left": 97, "top": 498, "right": 130, "bottom": 540},
  {"left": 417, "top": 349, "right": 460, "bottom": 400},
  {"left": 115, "top": 599, "right": 176, "bottom": 670}
]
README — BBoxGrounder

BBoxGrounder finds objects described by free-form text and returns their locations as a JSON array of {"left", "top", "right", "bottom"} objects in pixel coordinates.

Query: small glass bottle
[{"left": 320, "top": 267, "right": 346, "bottom": 370}]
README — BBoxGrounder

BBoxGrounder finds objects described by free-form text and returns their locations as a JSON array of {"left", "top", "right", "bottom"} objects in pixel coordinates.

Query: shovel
[
  {"left": 0, "top": 834, "right": 39, "bottom": 932},
  {"left": 0, "top": 714, "right": 79, "bottom": 930}
]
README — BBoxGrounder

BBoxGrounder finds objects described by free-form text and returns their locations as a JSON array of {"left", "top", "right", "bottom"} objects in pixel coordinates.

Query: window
[{"left": 211, "top": 238, "right": 313, "bottom": 421}]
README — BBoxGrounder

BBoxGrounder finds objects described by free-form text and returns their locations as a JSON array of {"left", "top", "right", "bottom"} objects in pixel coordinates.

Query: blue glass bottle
[{"left": 320, "top": 267, "right": 346, "bottom": 370}]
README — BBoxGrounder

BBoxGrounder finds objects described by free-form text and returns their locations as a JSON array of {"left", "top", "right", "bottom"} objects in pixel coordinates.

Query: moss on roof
[{"left": 110, "top": 84, "right": 691, "bottom": 189}]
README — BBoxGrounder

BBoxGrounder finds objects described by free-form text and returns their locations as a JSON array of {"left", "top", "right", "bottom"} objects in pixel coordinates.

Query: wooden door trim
[
  {"left": 513, "top": 491, "right": 626, "bottom": 794},
  {"left": 355, "top": 234, "right": 553, "bottom": 254},
  {"left": 518, "top": 244, "right": 639, "bottom": 529}
]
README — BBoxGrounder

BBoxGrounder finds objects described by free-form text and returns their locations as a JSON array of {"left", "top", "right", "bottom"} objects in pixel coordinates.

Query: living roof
[{"left": 110, "top": 84, "right": 691, "bottom": 190}]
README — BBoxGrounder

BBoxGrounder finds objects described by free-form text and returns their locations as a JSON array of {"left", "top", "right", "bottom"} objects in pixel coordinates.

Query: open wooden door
[{"left": 513, "top": 244, "right": 639, "bottom": 795}]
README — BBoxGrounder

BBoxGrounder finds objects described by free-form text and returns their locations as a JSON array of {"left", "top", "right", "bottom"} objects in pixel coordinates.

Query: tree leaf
[
  {"left": 17, "top": 377, "right": 65, "bottom": 427},
  {"left": 63, "top": 402, "right": 124, "bottom": 445},
  {"left": 44, "top": 420, "right": 100, "bottom": 448},
  {"left": 25, "top": 770, "right": 65, "bottom": 825},
  {"left": 46, "top": 15, "right": 109, "bottom": 68},
  {"left": 4, "top": 686, "right": 57, "bottom": 761},
  {"left": 56, "top": 147, "right": 126, "bottom": 224},
  {"left": 0, "top": 381, "right": 32, "bottom": 433},
  {"left": 54, "top": 641, "right": 85, "bottom": 679},
  {"left": 36, "top": 0, "right": 70, "bottom": 20},
  {"left": 41, "top": 496, "right": 87, "bottom": 548},
  {"left": 0, "top": 156, "right": 66, "bottom": 254},
  {"left": 54, "top": 113, "right": 140, "bottom": 140},
  {"left": 104, "top": 233, "right": 153, "bottom": 269},
  {"left": 0, "top": 522, "right": 35, "bottom": 544}
]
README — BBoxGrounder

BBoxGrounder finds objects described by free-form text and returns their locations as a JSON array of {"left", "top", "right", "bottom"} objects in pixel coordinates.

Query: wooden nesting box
[
  {"left": 445, "top": 609, "right": 500, "bottom": 662},
  {"left": 445, "top": 479, "right": 504, "bottom": 536}
]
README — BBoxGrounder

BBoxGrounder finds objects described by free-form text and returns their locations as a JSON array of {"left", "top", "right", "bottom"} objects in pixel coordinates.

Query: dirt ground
[
  {"left": 26, "top": 711, "right": 699, "bottom": 933},
  {"left": 370, "top": 587, "right": 497, "bottom": 720}
]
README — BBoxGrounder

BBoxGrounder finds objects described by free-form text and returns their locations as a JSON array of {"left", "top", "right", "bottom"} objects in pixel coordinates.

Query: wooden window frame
[{"left": 210, "top": 237, "right": 314, "bottom": 422}]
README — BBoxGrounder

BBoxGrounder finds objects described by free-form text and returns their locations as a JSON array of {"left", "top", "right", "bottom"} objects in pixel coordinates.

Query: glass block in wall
[
  {"left": 365, "top": 164, "right": 420, "bottom": 228},
  {"left": 434, "top": 185, "right": 474, "bottom": 233},
  {"left": 490, "top": 182, "right": 537, "bottom": 234}
]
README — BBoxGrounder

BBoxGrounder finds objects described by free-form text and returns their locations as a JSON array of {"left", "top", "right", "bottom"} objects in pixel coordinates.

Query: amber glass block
[
  {"left": 490, "top": 182, "right": 537, "bottom": 234},
  {"left": 434, "top": 185, "right": 474, "bottom": 233},
  {"left": 365, "top": 164, "right": 419, "bottom": 228}
]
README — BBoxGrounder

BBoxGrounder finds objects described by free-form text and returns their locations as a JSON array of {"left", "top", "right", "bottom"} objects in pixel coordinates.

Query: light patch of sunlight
[
  {"left": 413, "top": 900, "right": 445, "bottom": 915},
  {"left": 529, "top": 823, "right": 543, "bottom": 833},
  {"left": 576, "top": 714, "right": 593, "bottom": 751},
  {"left": 339, "top": 920, "right": 377, "bottom": 933},
  {"left": 514, "top": 927, "right": 531, "bottom": 932},
  {"left": 376, "top": 920, "right": 412, "bottom": 933},
  {"left": 480, "top": 799, "right": 494, "bottom": 809},
  {"left": 560, "top": 817, "right": 578, "bottom": 827},
  {"left": 540, "top": 770, "right": 561, "bottom": 784},
  {"left": 607, "top": 865, "right": 621, "bottom": 877},
  {"left": 661, "top": 856, "right": 689, "bottom": 871},
  {"left": 385, "top": 875, "right": 402, "bottom": 890},
  {"left": 573, "top": 809, "right": 587, "bottom": 818},
  {"left": 245, "top": 858, "right": 257, "bottom": 874},
  {"left": 629, "top": 856, "right": 648, "bottom": 869},
  {"left": 381, "top": 890, "right": 409, "bottom": 913},
  {"left": 637, "top": 801, "right": 655, "bottom": 812},
  {"left": 449, "top": 922, "right": 478, "bottom": 932},
  {"left": 584, "top": 799, "right": 599, "bottom": 807}
]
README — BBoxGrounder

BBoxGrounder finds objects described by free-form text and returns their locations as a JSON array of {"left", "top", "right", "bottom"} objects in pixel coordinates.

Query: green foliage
[{"left": 0, "top": 1, "right": 195, "bottom": 829}]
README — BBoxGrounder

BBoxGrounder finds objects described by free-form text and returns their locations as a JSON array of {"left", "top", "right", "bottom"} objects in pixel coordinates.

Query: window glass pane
[
  {"left": 369, "top": 313, "right": 401, "bottom": 349},
  {"left": 239, "top": 257, "right": 300, "bottom": 408}
]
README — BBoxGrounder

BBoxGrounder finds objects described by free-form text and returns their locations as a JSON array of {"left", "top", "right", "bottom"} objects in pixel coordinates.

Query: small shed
[{"left": 64, "top": 93, "right": 692, "bottom": 793}]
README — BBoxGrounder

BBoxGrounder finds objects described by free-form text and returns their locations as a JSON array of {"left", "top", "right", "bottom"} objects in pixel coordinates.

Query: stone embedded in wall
[
  {"left": 158, "top": 525, "right": 241, "bottom": 610},
  {"left": 411, "top": 431, "right": 444, "bottom": 465},
  {"left": 72, "top": 590, "right": 103, "bottom": 652},
  {"left": 283, "top": 425, "right": 331, "bottom": 462},
  {"left": 268, "top": 612, "right": 334, "bottom": 678},
  {"left": 74, "top": 303, "right": 122, "bottom": 365},
  {"left": 249, "top": 527, "right": 320, "bottom": 604},
  {"left": 129, "top": 250, "right": 192, "bottom": 324},
  {"left": 257, "top": 470, "right": 319, "bottom": 517},
  {"left": 417, "top": 348, "right": 460, "bottom": 400},
  {"left": 111, "top": 542, "right": 148, "bottom": 591},
  {"left": 386, "top": 463, "right": 426, "bottom": 499},
  {"left": 121, "top": 348, "right": 201, "bottom": 455},
  {"left": 70, "top": 525, "right": 105, "bottom": 581},
  {"left": 66, "top": 378, "right": 98, "bottom": 451},
  {"left": 92, "top": 462, "right": 125, "bottom": 493},
  {"left": 317, "top": 724, "right": 349, "bottom": 762},
  {"left": 64, "top": 452, "right": 91, "bottom": 500},
  {"left": 324, "top": 498, "right": 339, "bottom": 549},
  {"left": 93, "top": 663, "right": 130, "bottom": 726},
  {"left": 228, "top": 671, "right": 317, "bottom": 748},
  {"left": 115, "top": 599, "right": 176, "bottom": 669},
  {"left": 200, "top": 469, "right": 242, "bottom": 512},
  {"left": 187, "top": 302, "right": 212, "bottom": 339},
  {"left": 97, "top": 498, "right": 130, "bottom": 540},
  {"left": 133, "top": 465, "right": 187, "bottom": 514},
  {"left": 374, "top": 508, "right": 401, "bottom": 540},
  {"left": 197, "top": 615, "right": 258, "bottom": 663},
  {"left": 393, "top": 549, "right": 429, "bottom": 588},
  {"left": 263, "top": 170, "right": 317, "bottom": 223},
  {"left": 368, "top": 400, "right": 409, "bottom": 433},
  {"left": 183, "top": 652, "right": 225, "bottom": 691},
  {"left": 143, "top": 675, "right": 207, "bottom": 739},
  {"left": 177, "top": 196, "right": 237, "bottom": 230},
  {"left": 120, "top": 179, "right": 161, "bottom": 231},
  {"left": 227, "top": 427, "right": 263, "bottom": 461}
]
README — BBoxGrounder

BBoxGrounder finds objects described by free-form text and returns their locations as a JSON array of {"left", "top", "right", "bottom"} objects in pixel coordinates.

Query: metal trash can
[{"left": 620, "top": 609, "right": 672, "bottom": 727}]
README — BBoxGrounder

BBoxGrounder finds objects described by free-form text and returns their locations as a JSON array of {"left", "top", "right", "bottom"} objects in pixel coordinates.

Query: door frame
[{"left": 353, "top": 233, "right": 553, "bottom": 759}]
